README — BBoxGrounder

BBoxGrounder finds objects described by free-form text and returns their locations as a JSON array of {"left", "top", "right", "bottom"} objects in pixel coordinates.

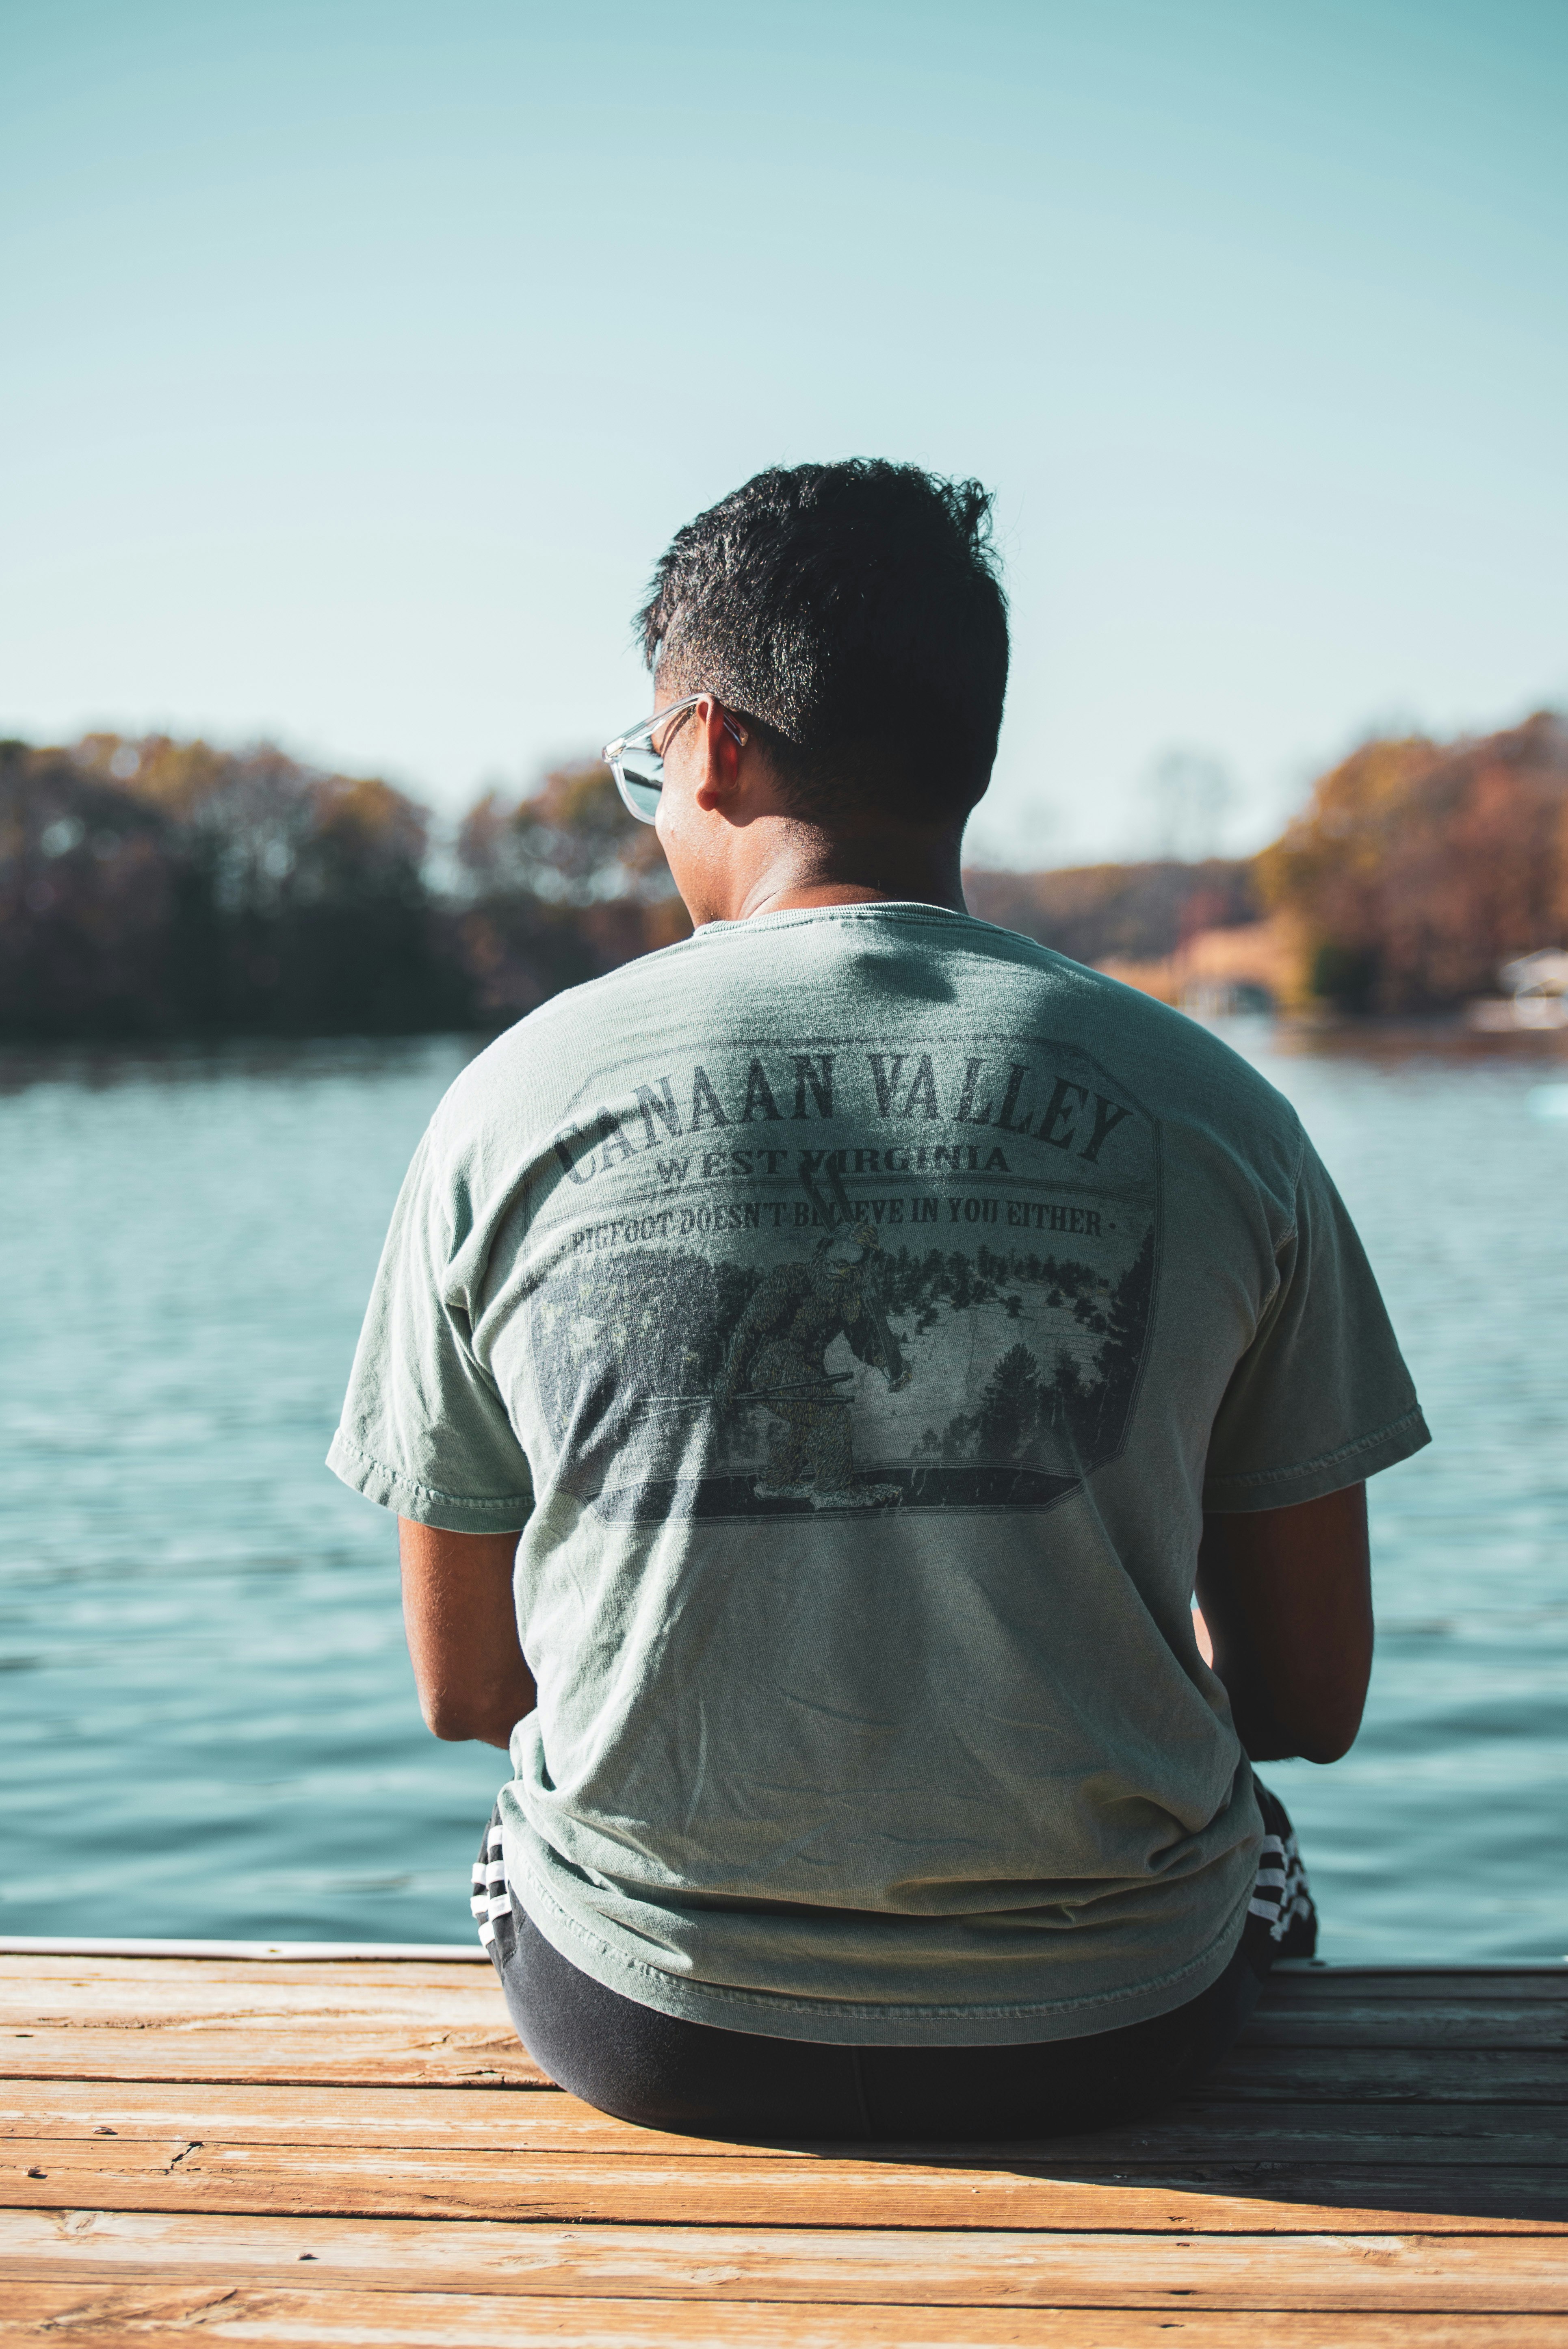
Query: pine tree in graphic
[{"left": 975, "top": 1343, "right": 1043, "bottom": 1461}]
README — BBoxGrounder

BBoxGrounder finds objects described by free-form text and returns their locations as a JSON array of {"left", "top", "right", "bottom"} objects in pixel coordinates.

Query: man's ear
[{"left": 692, "top": 698, "right": 748, "bottom": 810}]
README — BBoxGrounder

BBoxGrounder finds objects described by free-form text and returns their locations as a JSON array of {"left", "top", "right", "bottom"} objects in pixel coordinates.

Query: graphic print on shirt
[{"left": 528, "top": 1036, "right": 1159, "bottom": 1520}]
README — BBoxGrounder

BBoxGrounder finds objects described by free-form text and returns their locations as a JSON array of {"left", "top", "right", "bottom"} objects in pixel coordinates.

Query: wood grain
[
  {"left": 6, "top": 2281, "right": 1567, "bottom": 2348},
  {"left": 3, "top": 2212, "right": 1567, "bottom": 2310},
  {"left": 0, "top": 1978, "right": 518, "bottom": 2037},
  {"left": 13, "top": 2031, "right": 1564, "bottom": 2101},
  {"left": 0, "top": 1957, "right": 498, "bottom": 1988},
  {"left": 0, "top": 2028, "right": 544, "bottom": 2089},
  {"left": 4, "top": 1958, "right": 1564, "bottom": 2333},
  {"left": 1202, "top": 2050, "right": 1568, "bottom": 2103},
  {"left": 5, "top": 2078, "right": 1565, "bottom": 2163},
  {"left": 1263, "top": 1972, "right": 1568, "bottom": 2004},
  {"left": 0, "top": 1957, "right": 546, "bottom": 2087},
  {"left": 1240, "top": 2009, "right": 1568, "bottom": 2051},
  {"left": 4, "top": 1964, "right": 1561, "bottom": 2030},
  {"left": 0, "top": 1962, "right": 509, "bottom": 2012},
  {"left": 3, "top": 1958, "right": 1556, "bottom": 1984},
  {"left": 3, "top": 2129, "right": 1565, "bottom": 2230}
]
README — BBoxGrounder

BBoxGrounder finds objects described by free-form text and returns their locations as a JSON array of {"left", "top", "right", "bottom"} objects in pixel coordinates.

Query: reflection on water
[{"left": 1, "top": 1027, "right": 1564, "bottom": 1957}]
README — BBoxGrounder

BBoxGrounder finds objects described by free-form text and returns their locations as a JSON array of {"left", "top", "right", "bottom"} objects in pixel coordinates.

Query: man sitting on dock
[{"left": 330, "top": 459, "right": 1429, "bottom": 2139}]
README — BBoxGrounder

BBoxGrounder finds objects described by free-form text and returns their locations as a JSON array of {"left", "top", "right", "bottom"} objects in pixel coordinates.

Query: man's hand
[
  {"left": 1195, "top": 1483, "right": 1373, "bottom": 1764},
  {"left": 398, "top": 1519, "right": 534, "bottom": 1750}
]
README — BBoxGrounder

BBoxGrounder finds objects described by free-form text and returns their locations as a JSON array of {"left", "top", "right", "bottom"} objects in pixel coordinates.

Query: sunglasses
[{"left": 601, "top": 694, "right": 748, "bottom": 824}]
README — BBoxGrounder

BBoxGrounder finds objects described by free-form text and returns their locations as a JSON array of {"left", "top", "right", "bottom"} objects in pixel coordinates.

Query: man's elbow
[
  {"left": 1294, "top": 1727, "right": 1356, "bottom": 1764},
  {"left": 1282, "top": 1690, "right": 1367, "bottom": 1765},
  {"left": 419, "top": 1687, "right": 518, "bottom": 1748},
  {"left": 420, "top": 1690, "right": 481, "bottom": 1742}
]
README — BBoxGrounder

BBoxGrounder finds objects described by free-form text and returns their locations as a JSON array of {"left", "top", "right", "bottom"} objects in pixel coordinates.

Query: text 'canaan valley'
[{"left": 553, "top": 1053, "right": 1134, "bottom": 1188}]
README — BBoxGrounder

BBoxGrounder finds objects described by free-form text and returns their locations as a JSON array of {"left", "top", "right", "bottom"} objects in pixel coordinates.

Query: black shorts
[{"left": 472, "top": 1782, "right": 1314, "bottom": 2142}]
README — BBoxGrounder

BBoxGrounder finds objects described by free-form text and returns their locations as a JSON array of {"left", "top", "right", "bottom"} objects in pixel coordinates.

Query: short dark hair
[{"left": 636, "top": 459, "right": 1008, "bottom": 824}]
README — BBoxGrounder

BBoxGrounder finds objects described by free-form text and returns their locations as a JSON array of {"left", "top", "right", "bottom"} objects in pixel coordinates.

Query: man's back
[{"left": 333, "top": 901, "right": 1425, "bottom": 2044}]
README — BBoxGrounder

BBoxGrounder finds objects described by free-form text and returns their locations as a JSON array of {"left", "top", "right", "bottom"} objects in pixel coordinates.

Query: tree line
[
  {"left": 0, "top": 734, "right": 685, "bottom": 1041},
  {"left": 2, "top": 711, "right": 1563, "bottom": 1040}
]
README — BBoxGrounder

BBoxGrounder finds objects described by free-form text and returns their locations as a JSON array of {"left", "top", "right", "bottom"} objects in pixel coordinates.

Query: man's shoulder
[
  {"left": 429, "top": 938, "right": 708, "bottom": 1130},
  {"left": 968, "top": 936, "right": 1306, "bottom": 1203},
  {"left": 947, "top": 920, "right": 1298, "bottom": 1109}
]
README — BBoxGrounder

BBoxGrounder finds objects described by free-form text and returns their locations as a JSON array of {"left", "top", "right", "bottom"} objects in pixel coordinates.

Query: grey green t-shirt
[{"left": 330, "top": 904, "right": 1428, "bottom": 2043}]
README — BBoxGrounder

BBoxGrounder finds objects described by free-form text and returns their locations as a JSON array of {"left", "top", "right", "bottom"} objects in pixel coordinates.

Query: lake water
[{"left": 2, "top": 1028, "right": 1564, "bottom": 1960}]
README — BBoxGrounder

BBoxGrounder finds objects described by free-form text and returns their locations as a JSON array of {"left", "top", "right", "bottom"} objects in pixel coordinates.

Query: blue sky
[{"left": 3, "top": 0, "right": 1564, "bottom": 862}]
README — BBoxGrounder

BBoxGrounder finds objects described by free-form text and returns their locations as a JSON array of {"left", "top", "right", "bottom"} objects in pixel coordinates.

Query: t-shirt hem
[
  {"left": 325, "top": 1430, "right": 531, "bottom": 1534},
  {"left": 1202, "top": 1404, "right": 1431, "bottom": 1513},
  {"left": 503, "top": 1842, "right": 1253, "bottom": 2048}
]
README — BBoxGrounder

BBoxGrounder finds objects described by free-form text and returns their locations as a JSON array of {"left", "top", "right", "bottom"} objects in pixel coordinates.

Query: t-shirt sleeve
[
  {"left": 1201, "top": 1127, "right": 1431, "bottom": 1513},
  {"left": 326, "top": 1128, "right": 535, "bottom": 1535}
]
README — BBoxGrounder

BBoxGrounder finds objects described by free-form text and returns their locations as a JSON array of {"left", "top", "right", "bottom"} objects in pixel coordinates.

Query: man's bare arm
[
  {"left": 1194, "top": 1482, "right": 1373, "bottom": 1764},
  {"left": 399, "top": 1519, "right": 535, "bottom": 1750}
]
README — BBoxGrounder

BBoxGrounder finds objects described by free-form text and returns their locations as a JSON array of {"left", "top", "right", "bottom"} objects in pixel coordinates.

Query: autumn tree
[
  {"left": 1258, "top": 714, "right": 1568, "bottom": 1012},
  {"left": 1, "top": 735, "right": 469, "bottom": 1038},
  {"left": 454, "top": 760, "right": 690, "bottom": 1019},
  {"left": 0, "top": 741, "right": 182, "bottom": 1038},
  {"left": 964, "top": 858, "right": 1260, "bottom": 969}
]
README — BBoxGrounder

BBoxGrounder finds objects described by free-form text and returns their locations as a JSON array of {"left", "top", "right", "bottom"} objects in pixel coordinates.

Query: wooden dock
[{"left": 2, "top": 1948, "right": 1565, "bottom": 2344}]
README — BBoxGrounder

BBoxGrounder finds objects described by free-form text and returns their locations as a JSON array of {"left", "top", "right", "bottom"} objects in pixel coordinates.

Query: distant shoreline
[{"left": 2, "top": 1010, "right": 1565, "bottom": 1081}]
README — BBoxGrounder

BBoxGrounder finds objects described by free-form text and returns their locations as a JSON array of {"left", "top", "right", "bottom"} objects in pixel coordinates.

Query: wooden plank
[
  {"left": 1197, "top": 2050, "right": 1568, "bottom": 2104},
  {"left": 4, "top": 1961, "right": 1559, "bottom": 2021},
  {"left": 1239, "top": 2011, "right": 1568, "bottom": 2051},
  {"left": 3, "top": 2282, "right": 1565, "bottom": 2349},
  {"left": 6, "top": 1992, "right": 1558, "bottom": 2086},
  {"left": 2, "top": 2212, "right": 1567, "bottom": 2310},
  {"left": 1021, "top": 2106, "right": 1565, "bottom": 2167},
  {"left": 5, "top": 2078, "right": 1565, "bottom": 2165},
  {"left": 0, "top": 1957, "right": 547, "bottom": 2089},
  {"left": 0, "top": 1957, "right": 495, "bottom": 1986},
  {"left": 0, "top": 1963, "right": 502, "bottom": 2001},
  {"left": 7, "top": 2031, "right": 1564, "bottom": 2098},
  {"left": 5, "top": 1962, "right": 1559, "bottom": 2039},
  {"left": 2, "top": 1959, "right": 1560, "bottom": 2047},
  {"left": 0, "top": 1973, "right": 511, "bottom": 2029},
  {"left": 11, "top": 2005, "right": 1558, "bottom": 2056},
  {"left": 4, "top": 1958, "right": 1556, "bottom": 1989},
  {"left": 9, "top": 2003, "right": 1559, "bottom": 2062},
  {"left": 0, "top": 1939, "right": 487, "bottom": 1963},
  {"left": 4, "top": 1961, "right": 1561, "bottom": 2080},
  {"left": 3, "top": 2134, "right": 1565, "bottom": 2229},
  {"left": 0, "top": 2029, "right": 544, "bottom": 2089},
  {"left": 1263, "top": 1973, "right": 1568, "bottom": 2004},
  {"left": 43, "top": 2040, "right": 1553, "bottom": 2101}
]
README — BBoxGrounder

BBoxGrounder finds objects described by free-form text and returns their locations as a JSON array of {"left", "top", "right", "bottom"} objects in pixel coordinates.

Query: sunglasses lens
[{"left": 613, "top": 745, "right": 664, "bottom": 823}]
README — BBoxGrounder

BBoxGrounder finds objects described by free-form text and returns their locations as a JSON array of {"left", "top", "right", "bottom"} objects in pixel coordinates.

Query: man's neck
[{"left": 694, "top": 825, "right": 969, "bottom": 926}]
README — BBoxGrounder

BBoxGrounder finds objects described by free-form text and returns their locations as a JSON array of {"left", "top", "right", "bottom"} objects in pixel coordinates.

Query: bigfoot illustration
[{"left": 716, "top": 1221, "right": 911, "bottom": 1509}]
